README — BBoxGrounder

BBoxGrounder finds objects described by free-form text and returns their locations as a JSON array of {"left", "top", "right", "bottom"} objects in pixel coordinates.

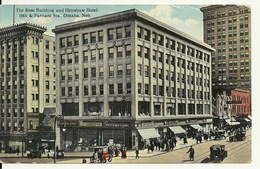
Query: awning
[
  {"left": 225, "top": 119, "right": 240, "bottom": 125},
  {"left": 190, "top": 124, "right": 203, "bottom": 130},
  {"left": 244, "top": 118, "right": 250, "bottom": 122},
  {"left": 169, "top": 126, "right": 186, "bottom": 134},
  {"left": 247, "top": 115, "right": 252, "bottom": 120},
  {"left": 137, "top": 128, "right": 160, "bottom": 140}
]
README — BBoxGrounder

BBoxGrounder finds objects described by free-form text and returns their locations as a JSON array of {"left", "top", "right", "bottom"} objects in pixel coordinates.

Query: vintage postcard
[{"left": 0, "top": 1, "right": 256, "bottom": 168}]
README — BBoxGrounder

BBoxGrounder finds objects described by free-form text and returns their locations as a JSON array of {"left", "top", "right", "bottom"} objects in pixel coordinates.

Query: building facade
[
  {"left": 0, "top": 23, "right": 56, "bottom": 152},
  {"left": 200, "top": 5, "right": 251, "bottom": 96},
  {"left": 53, "top": 9, "right": 214, "bottom": 150},
  {"left": 230, "top": 88, "right": 250, "bottom": 116}
]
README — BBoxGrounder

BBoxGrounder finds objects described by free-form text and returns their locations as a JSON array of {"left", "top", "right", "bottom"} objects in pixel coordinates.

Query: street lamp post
[{"left": 54, "top": 115, "right": 64, "bottom": 163}]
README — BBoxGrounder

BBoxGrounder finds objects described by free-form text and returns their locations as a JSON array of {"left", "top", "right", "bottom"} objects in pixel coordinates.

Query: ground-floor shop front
[{"left": 58, "top": 117, "right": 213, "bottom": 151}]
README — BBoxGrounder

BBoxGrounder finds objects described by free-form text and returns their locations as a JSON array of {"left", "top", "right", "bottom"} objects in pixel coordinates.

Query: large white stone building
[{"left": 53, "top": 9, "right": 214, "bottom": 150}]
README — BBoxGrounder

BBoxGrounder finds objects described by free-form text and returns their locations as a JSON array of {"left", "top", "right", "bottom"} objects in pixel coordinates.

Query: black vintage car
[
  {"left": 229, "top": 130, "right": 246, "bottom": 142},
  {"left": 214, "top": 130, "right": 226, "bottom": 140},
  {"left": 209, "top": 144, "right": 227, "bottom": 163},
  {"left": 27, "top": 150, "right": 42, "bottom": 159}
]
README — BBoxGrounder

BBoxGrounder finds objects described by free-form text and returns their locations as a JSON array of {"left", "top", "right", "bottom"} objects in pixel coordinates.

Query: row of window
[
  {"left": 205, "top": 7, "right": 249, "bottom": 19},
  {"left": 0, "top": 37, "right": 25, "bottom": 50},
  {"left": 0, "top": 80, "right": 24, "bottom": 90},
  {"left": 137, "top": 26, "right": 211, "bottom": 61},
  {"left": 60, "top": 45, "right": 131, "bottom": 65},
  {"left": 60, "top": 26, "right": 131, "bottom": 48},
  {"left": 61, "top": 83, "right": 132, "bottom": 97},
  {"left": 0, "top": 94, "right": 24, "bottom": 103}
]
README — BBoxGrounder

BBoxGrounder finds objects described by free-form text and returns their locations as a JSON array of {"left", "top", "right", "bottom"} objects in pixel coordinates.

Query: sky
[{"left": 0, "top": 5, "right": 205, "bottom": 41}]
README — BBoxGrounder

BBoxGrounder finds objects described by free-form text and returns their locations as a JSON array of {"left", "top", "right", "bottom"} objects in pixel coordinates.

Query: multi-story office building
[
  {"left": 53, "top": 9, "right": 214, "bottom": 150},
  {"left": 0, "top": 23, "right": 56, "bottom": 151},
  {"left": 200, "top": 5, "right": 251, "bottom": 96}
]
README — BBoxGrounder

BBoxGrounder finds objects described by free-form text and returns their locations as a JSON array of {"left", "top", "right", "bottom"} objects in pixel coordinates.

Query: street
[{"left": 1, "top": 129, "right": 251, "bottom": 164}]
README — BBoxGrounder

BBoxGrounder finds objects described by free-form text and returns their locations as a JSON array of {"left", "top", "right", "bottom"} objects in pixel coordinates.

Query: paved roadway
[{"left": 0, "top": 129, "right": 252, "bottom": 164}]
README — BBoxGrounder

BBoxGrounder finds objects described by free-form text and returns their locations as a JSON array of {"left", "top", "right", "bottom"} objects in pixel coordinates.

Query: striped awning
[
  {"left": 169, "top": 126, "right": 186, "bottom": 134},
  {"left": 225, "top": 119, "right": 240, "bottom": 125},
  {"left": 138, "top": 128, "right": 160, "bottom": 140},
  {"left": 191, "top": 124, "right": 204, "bottom": 130}
]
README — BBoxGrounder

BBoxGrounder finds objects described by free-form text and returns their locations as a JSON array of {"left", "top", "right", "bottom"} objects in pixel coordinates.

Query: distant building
[
  {"left": 0, "top": 23, "right": 56, "bottom": 152},
  {"left": 53, "top": 9, "right": 214, "bottom": 150},
  {"left": 230, "top": 88, "right": 250, "bottom": 116},
  {"left": 200, "top": 5, "right": 251, "bottom": 96}
]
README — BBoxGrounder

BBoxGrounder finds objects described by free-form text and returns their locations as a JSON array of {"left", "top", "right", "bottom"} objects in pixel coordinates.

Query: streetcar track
[{"left": 181, "top": 132, "right": 252, "bottom": 163}]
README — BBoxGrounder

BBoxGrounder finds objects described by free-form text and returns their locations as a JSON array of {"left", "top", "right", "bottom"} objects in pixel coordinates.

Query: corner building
[
  {"left": 53, "top": 9, "right": 214, "bottom": 150},
  {"left": 0, "top": 23, "right": 56, "bottom": 151}
]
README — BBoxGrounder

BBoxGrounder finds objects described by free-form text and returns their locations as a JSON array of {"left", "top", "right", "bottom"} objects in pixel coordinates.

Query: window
[
  {"left": 46, "top": 94, "right": 50, "bottom": 103},
  {"left": 144, "top": 65, "right": 149, "bottom": 77},
  {"left": 138, "top": 64, "right": 142, "bottom": 75},
  {"left": 84, "top": 68, "right": 88, "bottom": 78},
  {"left": 68, "top": 53, "right": 73, "bottom": 64},
  {"left": 109, "top": 84, "right": 114, "bottom": 94},
  {"left": 76, "top": 86, "right": 79, "bottom": 96},
  {"left": 60, "top": 37, "right": 65, "bottom": 48},
  {"left": 45, "top": 40, "right": 49, "bottom": 49},
  {"left": 98, "top": 31, "right": 103, "bottom": 42},
  {"left": 68, "top": 87, "right": 72, "bottom": 96},
  {"left": 92, "top": 86, "right": 96, "bottom": 95},
  {"left": 138, "top": 83, "right": 142, "bottom": 94},
  {"left": 116, "top": 27, "right": 123, "bottom": 39},
  {"left": 90, "top": 32, "right": 96, "bottom": 43},
  {"left": 99, "top": 67, "right": 104, "bottom": 77},
  {"left": 117, "top": 65, "right": 123, "bottom": 76},
  {"left": 108, "top": 29, "right": 114, "bottom": 40},
  {"left": 109, "top": 66, "right": 114, "bottom": 76},
  {"left": 83, "top": 51, "right": 88, "bottom": 62},
  {"left": 144, "top": 47, "right": 150, "bottom": 59},
  {"left": 127, "top": 83, "right": 131, "bottom": 94},
  {"left": 91, "top": 49, "right": 96, "bottom": 61},
  {"left": 83, "top": 33, "right": 89, "bottom": 44},
  {"left": 75, "top": 52, "right": 79, "bottom": 64},
  {"left": 118, "top": 83, "right": 123, "bottom": 94},
  {"left": 100, "top": 85, "right": 104, "bottom": 95},
  {"left": 144, "top": 29, "right": 150, "bottom": 41},
  {"left": 75, "top": 69, "right": 79, "bottom": 79},
  {"left": 153, "top": 67, "right": 156, "bottom": 78},
  {"left": 125, "top": 45, "right": 131, "bottom": 56},
  {"left": 61, "top": 54, "right": 65, "bottom": 64},
  {"left": 125, "top": 26, "right": 131, "bottom": 37},
  {"left": 84, "top": 86, "right": 88, "bottom": 96},
  {"left": 46, "top": 80, "right": 50, "bottom": 90},
  {"left": 126, "top": 64, "right": 131, "bottom": 75},
  {"left": 46, "top": 67, "right": 50, "bottom": 76},
  {"left": 74, "top": 35, "right": 79, "bottom": 46},
  {"left": 68, "top": 70, "right": 73, "bottom": 80},
  {"left": 108, "top": 47, "right": 114, "bottom": 59},
  {"left": 67, "top": 36, "right": 72, "bottom": 47},
  {"left": 62, "top": 87, "right": 65, "bottom": 96},
  {"left": 117, "top": 46, "right": 123, "bottom": 58},
  {"left": 145, "top": 84, "right": 149, "bottom": 94},
  {"left": 91, "top": 67, "right": 96, "bottom": 78},
  {"left": 45, "top": 53, "right": 49, "bottom": 63},
  {"left": 98, "top": 49, "right": 103, "bottom": 60}
]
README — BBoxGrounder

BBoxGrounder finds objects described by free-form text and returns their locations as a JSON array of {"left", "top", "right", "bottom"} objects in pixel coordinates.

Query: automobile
[
  {"left": 229, "top": 130, "right": 246, "bottom": 142},
  {"left": 90, "top": 146, "right": 112, "bottom": 163},
  {"left": 56, "top": 150, "right": 65, "bottom": 158},
  {"left": 27, "top": 150, "right": 42, "bottom": 159},
  {"left": 214, "top": 130, "right": 226, "bottom": 140},
  {"left": 209, "top": 144, "right": 228, "bottom": 163}
]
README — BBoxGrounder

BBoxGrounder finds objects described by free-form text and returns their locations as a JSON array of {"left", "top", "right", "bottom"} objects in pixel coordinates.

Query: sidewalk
[{"left": 0, "top": 137, "right": 209, "bottom": 159}]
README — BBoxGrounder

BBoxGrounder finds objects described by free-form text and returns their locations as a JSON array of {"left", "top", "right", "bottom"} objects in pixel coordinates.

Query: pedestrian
[
  {"left": 187, "top": 146, "right": 195, "bottom": 161},
  {"left": 135, "top": 148, "right": 140, "bottom": 159},
  {"left": 183, "top": 136, "right": 188, "bottom": 145},
  {"left": 16, "top": 147, "right": 20, "bottom": 155}
]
